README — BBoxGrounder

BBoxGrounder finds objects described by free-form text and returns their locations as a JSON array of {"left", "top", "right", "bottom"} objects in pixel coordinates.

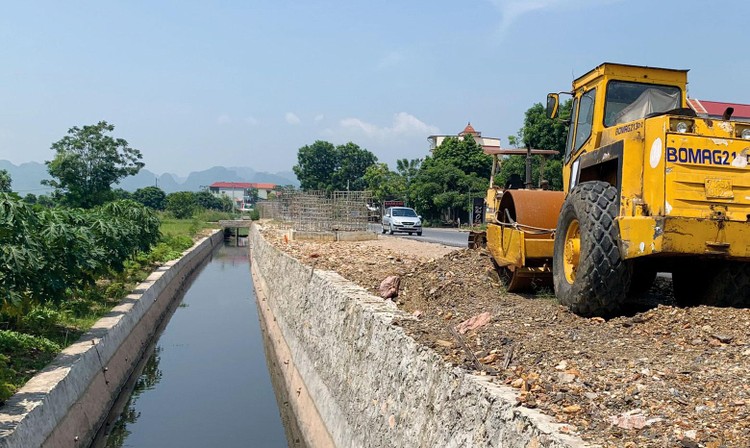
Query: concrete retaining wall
[
  {"left": 250, "top": 225, "right": 591, "bottom": 448},
  {"left": 0, "top": 230, "right": 224, "bottom": 448}
]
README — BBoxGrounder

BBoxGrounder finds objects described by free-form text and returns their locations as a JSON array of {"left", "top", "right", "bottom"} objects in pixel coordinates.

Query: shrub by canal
[{"left": 0, "top": 194, "right": 217, "bottom": 404}]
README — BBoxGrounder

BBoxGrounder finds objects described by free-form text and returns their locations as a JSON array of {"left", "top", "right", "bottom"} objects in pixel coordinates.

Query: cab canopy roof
[{"left": 573, "top": 63, "right": 688, "bottom": 90}]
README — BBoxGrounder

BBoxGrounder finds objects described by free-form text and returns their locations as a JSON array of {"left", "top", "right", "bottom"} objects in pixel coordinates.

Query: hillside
[{"left": 0, "top": 161, "right": 298, "bottom": 194}]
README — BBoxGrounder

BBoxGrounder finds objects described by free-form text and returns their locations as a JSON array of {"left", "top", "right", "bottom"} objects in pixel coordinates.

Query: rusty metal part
[
  {"left": 502, "top": 266, "right": 553, "bottom": 292},
  {"left": 496, "top": 190, "right": 565, "bottom": 239}
]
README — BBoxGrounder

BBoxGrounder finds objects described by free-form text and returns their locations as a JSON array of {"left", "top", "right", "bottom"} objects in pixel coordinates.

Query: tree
[
  {"left": 293, "top": 140, "right": 377, "bottom": 191},
  {"left": 395, "top": 158, "right": 421, "bottom": 204},
  {"left": 0, "top": 170, "right": 11, "bottom": 192},
  {"left": 363, "top": 163, "right": 405, "bottom": 204},
  {"left": 517, "top": 101, "right": 570, "bottom": 152},
  {"left": 23, "top": 193, "right": 37, "bottom": 205},
  {"left": 332, "top": 142, "right": 377, "bottom": 191},
  {"left": 410, "top": 135, "right": 491, "bottom": 223},
  {"left": 166, "top": 191, "right": 197, "bottom": 219},
  {"left": 293, "top": 141, "right": 337, "bottom": 191},
  {"left": 194, "top": 191, "right": 222, "bottom": 210},
  {"left": 36, "top": 195, "right": 56, "bottom": 208},
  {"left": 430, "top": 135, "right": 491, "bottom": 178},
  {"left": 43, "top": 121, "right": 144, "bottom": 208},
  {"left": 499, "top": 100, "right": 573, "bottom": 190},
  {"left": 133, "top": 186, "right": 166, "bottom": 210}
]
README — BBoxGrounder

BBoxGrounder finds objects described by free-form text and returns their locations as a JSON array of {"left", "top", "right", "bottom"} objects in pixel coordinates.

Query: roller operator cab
[{"left": 546, "top": 63, "right": 750, "bottom": 316}]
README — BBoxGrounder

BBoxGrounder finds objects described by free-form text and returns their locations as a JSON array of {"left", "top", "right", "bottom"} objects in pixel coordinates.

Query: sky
[{"left": 2, "top": 0, "right": 750, "bottom": 177}]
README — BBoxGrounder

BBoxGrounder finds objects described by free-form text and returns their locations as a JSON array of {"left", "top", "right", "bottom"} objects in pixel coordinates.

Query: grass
[{"left": 0, "top": 216, "right": 212, "bottom": 404}]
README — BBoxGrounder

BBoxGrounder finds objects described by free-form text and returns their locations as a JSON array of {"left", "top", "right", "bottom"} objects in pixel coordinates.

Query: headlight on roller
[
  {"left": 734, "top": 124, "right": 750, "bottom": 139},
  {"left": 670, "top": 118, "right": 694, "bottom": 134}
]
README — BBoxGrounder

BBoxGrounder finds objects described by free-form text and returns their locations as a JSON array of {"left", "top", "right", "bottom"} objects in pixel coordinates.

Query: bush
[
  {"left": 0, "top": 330, "right": 61, "bottom": 355},
  {"left": 20, "top": 307, "right": 63, "bottom": 335},
  {"left": 0, "top": 331, "right": 61, "bottom": 403},
  {"left": 195, "top": 209, "right": 233, "bottom": 222}
]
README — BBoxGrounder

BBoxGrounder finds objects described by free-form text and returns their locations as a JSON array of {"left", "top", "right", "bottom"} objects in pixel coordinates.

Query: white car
[{"left": 382, "top": 207, "right": 422, "bottom": 236}]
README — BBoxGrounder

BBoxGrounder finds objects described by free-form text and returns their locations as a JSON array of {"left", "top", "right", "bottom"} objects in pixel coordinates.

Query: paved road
[{"left": 367, "top": 224, "right": 469, "bottom": 247}]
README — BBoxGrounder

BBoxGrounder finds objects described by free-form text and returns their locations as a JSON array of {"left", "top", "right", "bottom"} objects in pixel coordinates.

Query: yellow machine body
[
  {"left": 560, "top": 63, "right": 750, "bottom": 263},
  {"left": 485, "top": 63, "right": 750, "bottom": 301}
]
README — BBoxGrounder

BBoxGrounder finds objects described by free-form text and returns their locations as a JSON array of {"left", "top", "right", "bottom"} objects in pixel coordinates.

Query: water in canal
[{"left": 92, "top": 242, "right": 299, "bottom": 448}]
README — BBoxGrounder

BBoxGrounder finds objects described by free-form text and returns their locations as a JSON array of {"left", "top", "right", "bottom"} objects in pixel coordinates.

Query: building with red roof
[
  {"left": 428, "top": 122, "right": 501, "bottom": 152},
  {"left": 687, "top": 98, "right": 750, "bottom": 120}
]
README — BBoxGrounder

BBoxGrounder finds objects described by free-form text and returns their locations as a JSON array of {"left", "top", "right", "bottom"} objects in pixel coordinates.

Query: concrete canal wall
[
  {"left": 250, "top": 225, "right": 590, "bottom": 448},
  {"left": 0, "top": 230, "right": 224, "bottom": 448}
]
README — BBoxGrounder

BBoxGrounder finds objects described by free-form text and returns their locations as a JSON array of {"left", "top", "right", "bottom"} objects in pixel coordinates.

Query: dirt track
[{"left": 261, "top": 224, "right": 750, "bottom": 448}]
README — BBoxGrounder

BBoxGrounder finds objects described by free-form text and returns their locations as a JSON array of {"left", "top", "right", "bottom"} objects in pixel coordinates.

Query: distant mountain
[
  {"left": 0, "top": 160, "right": 299, "bottom": 194},
  {"left": 0, "top": 160, "right": 53, "bottom": 195}
]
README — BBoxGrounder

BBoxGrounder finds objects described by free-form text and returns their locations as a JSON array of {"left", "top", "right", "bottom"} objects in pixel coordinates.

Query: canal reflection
[
  {"left": 101, "top": 348, "right": 164, "bottom": 447},
  {"left": 92, "top": 242, "right": 298, "bottom": 448}
]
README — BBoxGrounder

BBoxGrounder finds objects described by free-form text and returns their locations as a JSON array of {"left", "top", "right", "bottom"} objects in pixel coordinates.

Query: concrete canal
[{"left": 92, "top": 243, "right": 297, "bottom": 447}]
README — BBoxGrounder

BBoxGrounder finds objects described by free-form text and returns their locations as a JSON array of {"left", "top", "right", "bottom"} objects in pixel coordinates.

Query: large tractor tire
[
  {"left": 674, "top": 261, "right": 750, "bottom": 307},
  {"left": 553, "top": 181, "right": 631, "bottom": 316}
]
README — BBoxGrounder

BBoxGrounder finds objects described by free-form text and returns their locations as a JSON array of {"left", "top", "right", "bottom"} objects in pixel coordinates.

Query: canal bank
[
  {"left": 250, "top": 224, "right": 589, "bottom": 447},
  {"left": 95, "top": 243, "right": 291, "bottom": 448},
  {"left": 0, "top": 230, "right": 224, "bottom": 448}
]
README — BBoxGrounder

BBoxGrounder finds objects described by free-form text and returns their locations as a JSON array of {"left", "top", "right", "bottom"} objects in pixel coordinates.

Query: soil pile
[{"left": 261, "top": 225, "right": 750, "bottom": 448}]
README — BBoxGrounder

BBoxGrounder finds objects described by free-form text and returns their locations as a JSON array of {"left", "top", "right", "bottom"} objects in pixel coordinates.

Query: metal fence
[{"left": 257, "top": 189, "right": 376, "bottom": 232}]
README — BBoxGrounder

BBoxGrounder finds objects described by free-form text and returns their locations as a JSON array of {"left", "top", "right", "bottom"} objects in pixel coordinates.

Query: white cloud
[
  {"left": 245, "top": 116, "right": 259, "bottom": 126},
  {"left": 320, "top": 113, "right": 441, "bottom": 168},
  {"left": 337, "top": 112, "right": 439, "bottom": 140},
  {"left": 217, "top": 114, "right": 231, "bottom": 125},
  {"left": 314, "top": 114, "right": 324, "bottom": 122},
  {"left": 285, "top": 112, "right": 301, "bottom": 125},
  {"left": 377, "top": 51, "right": 405, "bottom": 70},
  {"left": 488, "top": 0, "right": 622, "bottom": 40}
]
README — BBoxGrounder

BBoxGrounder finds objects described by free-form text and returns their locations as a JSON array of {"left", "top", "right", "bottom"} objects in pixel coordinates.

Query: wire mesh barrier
[{"left": 257, "top": 190, "right": 376, "bottom": 232}]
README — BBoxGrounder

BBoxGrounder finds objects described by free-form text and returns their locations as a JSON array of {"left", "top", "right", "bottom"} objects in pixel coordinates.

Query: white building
[
  {"left": 427, "top": 122, "right": 501, "bottom": 151},
  {"left": 208, "top": 182, "right": 276, "bottom": 209}
]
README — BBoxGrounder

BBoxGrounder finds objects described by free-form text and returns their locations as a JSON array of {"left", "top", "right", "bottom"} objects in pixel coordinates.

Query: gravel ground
[{"left": 261, "top": 224, "right": 750, "bottom": 448}]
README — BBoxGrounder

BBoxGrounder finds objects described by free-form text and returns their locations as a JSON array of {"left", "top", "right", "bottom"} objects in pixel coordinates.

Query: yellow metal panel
[
  {"left": 619, "top": 215, "right": 750, "bottom": 259},
  {"left": 662, "top": 218, "right": 750, "bottom": 259},
  {"left": 617, "top": 216, "right": 663, "bottom": 258},
  {"left": 487, "top": 224, "right": 525, "bottom": 267},
  {"left": 639, "top": 118, "right": 669, "bottom": 216},
  {"left": 664, "top": 132, "right": 750, "bottom": 221},
  {"left": 524, "top": 239, "right": 555, "bottom": 259}
]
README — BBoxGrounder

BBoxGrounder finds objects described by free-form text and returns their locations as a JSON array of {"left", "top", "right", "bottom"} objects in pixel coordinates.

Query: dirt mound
[{"left": 261, "top": 224, "right": 750, "bottom": 447}]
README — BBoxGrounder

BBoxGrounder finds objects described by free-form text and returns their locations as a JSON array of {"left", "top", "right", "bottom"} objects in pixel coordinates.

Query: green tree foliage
[
  {"left": 411, "top": 135, "right": 491, "bottom": 222},
  {"left": 36, "top": 195, "right": 56, "bottom": 208},
  {"left": 496, "top": 155, "right": 564, "bottom": 191},
  {"left": 332, "top": 142, "right": 377, "bottom": 191},
  {"left": 0, "top": 170, "right": 11, "bottom": 193},
  {"left": 166, "top": 191, "right": 197, "bottom": 219},
  {"left": 43, "top": 121, "right": 144, "bottom": 208},
  {"left": 194, "top": 191, "right": 222, "bottom": 210},
  {"left": 0, "top": 194, "right": 159, "bottom": 313},
  {"left": 499, "top": 100, "right": 572, "bottom": 190},
  {"left": 363, "top": 158, "right": 422, "bottom": 205},
  {"left": 193, "top": 191, "right": 234, "bottom": 212},
  {"left": 517, "top": 102, "right": 570, "bottom": 152},
  {"left": 294, "top": 140, "right": 377, "bottom": 191},
  {"left": 133, "top": 186, "right": 167, "bottom": 210},
  {"left": 363, "top": 163, "right": 405, "bottom": 204},
  {"left": 22, "top": 194, "right": 36, "bottom": 205}
]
